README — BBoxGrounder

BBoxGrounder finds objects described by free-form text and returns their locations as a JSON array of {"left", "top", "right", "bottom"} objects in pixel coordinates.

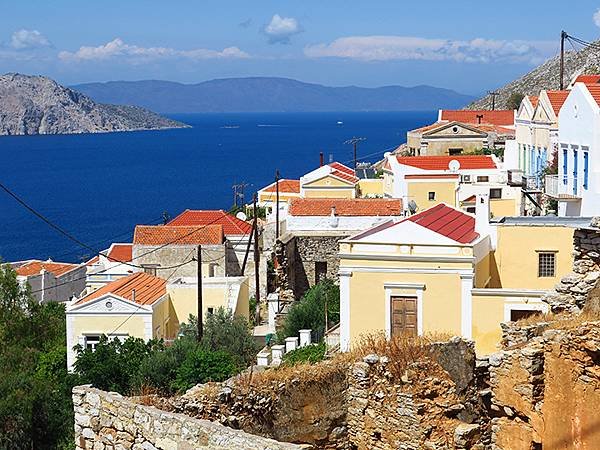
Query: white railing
[{"left": 544, "top": 175, "right": 559, "bottom": 197}]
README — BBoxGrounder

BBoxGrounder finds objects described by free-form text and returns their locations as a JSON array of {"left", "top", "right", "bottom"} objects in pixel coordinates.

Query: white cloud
[
  {"left": 10, "top": 29, "right": 51, "bottom": 50},
  {"left": 263, "top": 14, "right": 303, "bottom": 44},
  {"left": 304, "top": 35, "right": 554, "bottom": 64},
  {"left": 58, "top": 38, "right": 250, "bottom": 62},
  {"left": 594, "top": 9, "right": 600, "bottom": 27}
]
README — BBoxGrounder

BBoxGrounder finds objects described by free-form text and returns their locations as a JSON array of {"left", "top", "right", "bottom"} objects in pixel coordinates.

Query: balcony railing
[
  {"left": 544, "top": 174, "right": 582, "bottom": 198},
  {"left": 507, "top": 170, "right": 542, "bottom": 190},
  {"left": 544, "top": 175, "right": 559, "bottom": 197}
]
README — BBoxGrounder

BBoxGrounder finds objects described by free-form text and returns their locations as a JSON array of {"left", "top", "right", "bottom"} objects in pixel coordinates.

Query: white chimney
[
  {"left": 329, "top": 206, "right": 339, "bottom": 228},
  {"left": 475, "top": 193, "right": 491, "bottom": 237},
  {"left": 131, "top": 289, "right": 136, "bottom": 303}
]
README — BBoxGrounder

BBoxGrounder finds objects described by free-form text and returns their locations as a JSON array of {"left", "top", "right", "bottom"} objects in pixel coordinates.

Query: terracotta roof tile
[
  {"left": 133, "top": 225, "right": 224, "bottom": 245},
  {"left": 440, "top": 110, "right": 514, "bottom": 126},
  {"left": 168, "top": 210, "right": 251, "bottom": 235},
  {"left": 545, "top": 90, "right": 569, "bottom": 115},
  {"left": 16, "top": 260, "right": 80, "bottom": 277},
  {"left": 289, "top": 198, "right": 403, "bottom": 216},
  {"left": 406, "top": 203, "right": 479, "bottom": 244},
  {"left": 396, "top": 155, "right": 497, "bottom": 171},
  {"left": 584, "top": 84, "right": 600, "bottom": 108},
  {"left": 76, "top": 272, "right": 166, "bottom": 305},
  {"left": 261, "top": 179, "right": 300, "bottom": 194},
  {"left": 106, "top": 244, "right": 132, "bottom": 263},
  {"left": 575, "top": 74, "right": 600, "bottom": 85},
  {"left": 328, "top": 162, "right": 359, "bottom": 183}
]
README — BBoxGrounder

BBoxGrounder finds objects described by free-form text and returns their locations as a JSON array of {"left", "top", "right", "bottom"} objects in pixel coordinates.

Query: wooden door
[{"left": 391, "top": 296, "right": 417, "bottom": 337}]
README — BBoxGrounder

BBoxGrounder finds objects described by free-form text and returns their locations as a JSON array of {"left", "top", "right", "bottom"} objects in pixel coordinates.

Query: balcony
[
  {"left": 507, "top": 170, "right": 542, "bottom": 191},
  {"left": 544, "top": 175, "right": 581, "bottom": 199}
]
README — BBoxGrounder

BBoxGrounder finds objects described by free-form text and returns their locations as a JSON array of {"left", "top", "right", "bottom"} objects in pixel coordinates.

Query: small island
[{"left": 0, "top": 73, "right": 189, "bottom": 136}]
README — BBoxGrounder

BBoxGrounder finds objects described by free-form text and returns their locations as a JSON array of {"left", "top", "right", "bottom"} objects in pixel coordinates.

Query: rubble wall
[{"left": 72, "top": 385, "right": 302, "bottom": 450}]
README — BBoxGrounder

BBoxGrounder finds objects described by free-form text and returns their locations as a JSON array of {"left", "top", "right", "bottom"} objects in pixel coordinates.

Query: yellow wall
[
  {"left": 493, "top": 225, "right": 574, "bottom": 290},
  {"left": 303, "top": 175, "right": 354, "bottom": 188},
  {"left": 71, "top": 314, "right": 147, "bottom": 340},
  {"left": 490, "top": 198, "right": 519, "bottom": 217},
  {"left": 407, "top": 181, "right": 457, "bottom": 208},
  {"left": 152, "top": 298, "right": 178, "bottom": 340},
  {"left": 357, "top": 179, "right": 384, "bottom": 197},
  {"left": 303, "top": 188, "right": 355, "bottom": 198},
  {"left": 471, "top": 294, "right": 505, "bottom": 355},
  {"left": 258, "top": 191, "right": 299, "bottom": 204}
]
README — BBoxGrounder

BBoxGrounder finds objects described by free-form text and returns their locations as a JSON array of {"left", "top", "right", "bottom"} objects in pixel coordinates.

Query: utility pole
[
  {"left": 232, "top": 182, "right": 249, "bottom": 209},
  {"left": 253, "top": 194, "right": 261, "bottom": 325},
  {"left": 241, "top": 219, "right": 256, "bottom": 274},
  {"left": 196, "top": 245, "right": 203, "bottom": 342},
  {"left": 275, "top": 170, "right": 280, "bottom": 240},
  {"left": 344, "top": 137, "right": 366, "bottom": 169},
  {"left": 560, "top": 30, "right": 567, "bottom": 90},
  {"left": 487, "top": 91, "right": 499, "bottom": 110}
]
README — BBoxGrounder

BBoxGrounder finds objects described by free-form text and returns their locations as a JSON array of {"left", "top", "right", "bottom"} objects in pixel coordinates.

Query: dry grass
[{"left": 514, "top": 309, "right": 600, "bottom": 330}]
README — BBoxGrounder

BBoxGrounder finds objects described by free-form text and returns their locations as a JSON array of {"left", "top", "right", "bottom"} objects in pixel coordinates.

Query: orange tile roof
[
  {"left": 289, "top": 198, "right": 403, "bottom": 216},
  {"left": 411, "top": 121, "right": 514, "bottom": 136},
  {"left": 16, "top": 260, "right": 80, "bottom": 277},
  {"left": 410, "top": 122, "right": 446, "bottom": 134},
  {"left": 85, "top": 256, "right": 100, "bottom": 266},
  {"left": 168, "top": 210, "right": 251, "bottom": 235},
  {"left": 133, "top": 224, "right": 224, "bottom": 245},
  {"left": 545, "top": 90, "right": 569, "bottom": 115},
  {"left": 585, "top": 84, "right": 600, "bottom": 108},
  {"left": 575, "top": 74, "right": 600, "bottom": 84},
  {"left": 75, "top": 272, "right": 166, "bottom": 306},
  {"left": 406, "top": 203, "right": 479, "bottom": 244},
  {"left": 107, "top": 244, "right": 132, "bottom": 263},
  {"left": 396, "top": 155, "right": 497, "bottom": 171},
  {"left": 328, "top": 162, "right": 359, "bottom": 183},
  {"left": 440, "top": 110, "right": 514, "bottom": 126},
  {"left": 261, "top": 179, "right": 301, "bottom": 194}
]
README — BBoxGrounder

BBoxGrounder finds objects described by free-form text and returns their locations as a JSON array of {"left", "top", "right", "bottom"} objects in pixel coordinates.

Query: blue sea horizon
[{"left": 0, "top": 111, "right": 435, "bottom": 263}]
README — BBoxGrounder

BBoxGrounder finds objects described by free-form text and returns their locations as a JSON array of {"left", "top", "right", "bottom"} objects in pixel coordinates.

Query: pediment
[
  {"left": 423, "top": 122, "right": 486, "bottom": 138},
  {"left": 355, "top": 220, "right": 461, "bottom": 246},
  {"left": 68, "top": 294, "right": 152, "bottom": 314},
  {"left": 303, "top": 174, "right": 354, "bottom": 187}
]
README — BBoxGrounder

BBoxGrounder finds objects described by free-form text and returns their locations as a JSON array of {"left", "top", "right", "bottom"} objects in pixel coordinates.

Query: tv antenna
[{"left": 344, "top": 137, "right": 366, "bottom": 169}]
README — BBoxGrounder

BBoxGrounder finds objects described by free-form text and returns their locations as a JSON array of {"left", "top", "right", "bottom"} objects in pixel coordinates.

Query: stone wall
[
  {"left": 488, "top": 322, "right": 600, "bottom": 449},
  {"left": 279, "top": 233, "right": 349, "bottom": 299},
  {"left": 73, "top": 385, "right": 302, "bottom": 450},
  {"left": 544, "top": 223, "right": 600, "bottom": 312}
]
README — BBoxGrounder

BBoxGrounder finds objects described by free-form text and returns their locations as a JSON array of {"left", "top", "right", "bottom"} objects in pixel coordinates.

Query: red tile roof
[
  {"left": 107, "top": 244, "right": 132, "bottom": 263},
  {"left": 440, "top": 110, "right": 514, "bottom": 126},
  {"left": 328, "top": 162, "right": 359, "bottom": 183},
  {"left": 412, "top": 121, "right": 514, "bottom": 136},
  {"left": 545, "top": 90, "right": 569, "bottom": 115},
  {"left": 133, "top": 225, "right": 224, "bottom": 245},
  {"left": 461, "top": 195, "right": 477, "bottom": 203},
  {"left": 289, "top": 198, "right": 403, "bottom": 217},
  {"left": 168, "top": 210, "right": 252, "bottom": 235},
  {"left": 575, "top": 74, "right": 600, "bottom": 84},
  {"left": 261, "top": 179, "right": 301, "bottom": 194},
  {"left": 396, "top": 155, "right": 497, "bottom": 171},
  {"left": 406, "top": 203, "right": 479, "bottom": 244},
  {"left": 16, "top": 260, "right": 80, "bottom": 277},
  {"left": 585, "top": 84, "right": 600, "bottom": 108},
  {"left": 76, "top": 272, "right": 166, "bottom": 306}
]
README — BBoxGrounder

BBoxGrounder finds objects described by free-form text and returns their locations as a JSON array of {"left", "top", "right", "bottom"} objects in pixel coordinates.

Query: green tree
[
  {"left": 507, "top": 92, "right": 525, "bottom": 110},
  {"left": 0, "top": 262, "right": 76, "bottom": 449},
  {"left": 280, "top": 279, "right": 340, "bottom": 342},
  {"left": 171, "top": 348, "right": 237, "bottom": 392}
]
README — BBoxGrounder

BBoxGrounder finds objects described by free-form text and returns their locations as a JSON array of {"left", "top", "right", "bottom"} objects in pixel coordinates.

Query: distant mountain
[
  {"left": 0, "top": 73, "right": 188, "bottom": 136},
  {"left": 71, "top": 77, "right": 475, "bottom": 113},
  {"left": 468, "top": 41, "right": 600, "bottom": 110}
]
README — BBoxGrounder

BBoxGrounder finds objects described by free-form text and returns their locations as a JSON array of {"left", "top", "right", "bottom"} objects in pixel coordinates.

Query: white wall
[{"left": 286, "top": 215, "right": 399, "bottom": 232}]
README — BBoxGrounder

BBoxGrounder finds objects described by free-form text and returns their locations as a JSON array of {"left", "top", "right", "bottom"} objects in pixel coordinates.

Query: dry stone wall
[{"left": 73, "top": 386, "right": 302, "bottom": 450}]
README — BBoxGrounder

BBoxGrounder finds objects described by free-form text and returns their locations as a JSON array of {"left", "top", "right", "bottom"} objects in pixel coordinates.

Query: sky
[{"left": 2, "top": 1, "right": 600, "bottom": 95}]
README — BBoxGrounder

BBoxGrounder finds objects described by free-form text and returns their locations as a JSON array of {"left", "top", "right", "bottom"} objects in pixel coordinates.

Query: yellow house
[
  {"left": 66, "top": 272, "right": 249, "bottom": 370},
  {"left": 257, "top": 179, "right": 301, "bottom": 206},
  {"left": 300, "top": 162, "right": 358, "bottom": 199},
  {"left": 338, "top": 198, "right": 579, "bottom": 356}
]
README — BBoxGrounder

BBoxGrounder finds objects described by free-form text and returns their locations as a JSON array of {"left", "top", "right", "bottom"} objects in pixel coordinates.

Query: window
[
  {"left": 584, "top": 151, "right": 589, "bottom": 190},
  {"left": 142, "top": 264, "right": 159, "bottom": 276},
  {"left": 466, "top": 207, "right": 476, "bottom": 214},
  {"left": 462, "top": 175, "right": 472, "bottom": 183},
  {"left": 85, "top": 335, "right": 101, "bottom": 351},
  {"left": 428, "top": 191, "right": 436, "bottom": 201},
  {"left": 207, "top": 307, "right": 214, "bottom": 315},
  {"left": 476, "top": 176, "right": 489, "bottom": 183},
  {"left": 489, "top": 188, "right": 502, "bottom": 199},
  {"left": 562, "top": 147, "right": 568, "bottom": 185},
  {"left": 449, "top": 148, "right": 463, "bottom": 155},
  {"left": 208, "top": 263, "right": 217, "bottom": 277},
  {"left": 315, "top": 261, "right": 328, "bottom": 284},
  {"left": 452, "top": 126, "right": 459, "bottom": 133},
  {"left": 538, "top": 252, "right": 556, "bottom": 277}
]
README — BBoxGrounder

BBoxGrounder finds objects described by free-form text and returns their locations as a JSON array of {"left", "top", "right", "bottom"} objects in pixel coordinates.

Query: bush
[
  {"left": 171, "top": 349, "right": 237, "bottom": 392},
  {"left": 280, "top": 279, "right": 340, "bottom": 342},
  {"left": 282, "top": 342, "right": 326, "bottom": 366}
]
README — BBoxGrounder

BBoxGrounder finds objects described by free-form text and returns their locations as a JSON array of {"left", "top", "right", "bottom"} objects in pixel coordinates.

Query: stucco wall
[
  {"left": 357, "top": 178, "right": 384, "bottom": 197},
  {"left": 407, "top": 180, "right": 457, "bottom": 209}
]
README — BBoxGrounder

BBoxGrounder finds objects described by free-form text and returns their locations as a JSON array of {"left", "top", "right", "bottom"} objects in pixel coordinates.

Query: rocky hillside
[
  {"left": 0, "top": 73, "right": 188, "bottom": 135},
  {"left": 468, "top": 41, "right": 600, "bottom": 110}
]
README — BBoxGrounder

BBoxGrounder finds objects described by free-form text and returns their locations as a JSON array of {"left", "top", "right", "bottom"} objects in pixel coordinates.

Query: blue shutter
[
  {"left": 584, "top": 151, "right": 589, "bottom": 190},
  {"left": 573, "top": 149, "right": 578, "bottom": 195},
  {"left": 562, "top": 148, "right": 568, "bottom": 185}
]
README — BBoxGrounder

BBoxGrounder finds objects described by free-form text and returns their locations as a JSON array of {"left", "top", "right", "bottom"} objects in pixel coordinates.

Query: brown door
[{"left": 391, "top": 296, "right": 418, "bottom": 337}]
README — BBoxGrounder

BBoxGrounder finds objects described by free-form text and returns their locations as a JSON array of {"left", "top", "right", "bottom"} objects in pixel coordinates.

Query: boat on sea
[{"left": 336, "top": 121, "right": 343, "bottom": 125}]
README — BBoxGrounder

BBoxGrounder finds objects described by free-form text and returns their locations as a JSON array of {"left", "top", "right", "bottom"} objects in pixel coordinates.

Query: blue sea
[{"left": 0, "top": 111, "right": 435, "bottom": 263}]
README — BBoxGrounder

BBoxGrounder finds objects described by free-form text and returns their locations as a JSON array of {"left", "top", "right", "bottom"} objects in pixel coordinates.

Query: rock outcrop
[
  {"left": 467, "top": 41, "right": 600, "bottom": 110},
  {"left": 0, "top": 73, "right": 188, "bottom": 136}
]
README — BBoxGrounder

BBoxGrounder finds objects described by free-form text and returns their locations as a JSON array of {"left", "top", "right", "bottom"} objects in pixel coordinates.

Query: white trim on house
[
  {"left": 460, "top": 273, "right": 474, "bottom": 339},
  {"left": 339, "top": 253, "right": 475, "bottom": 264},
  {"left": 503, "top": 300, "right": 548, "bottom": 322},
  {"left": 339, "top": 266, "right": 475, "bottom": 276},
  {"left": 339, "top": 269, "right": 352, "bottom": 351},
  {"left": 383, "top": 282, "right": 425, "bottom": 338},
  {"left": 471, "top": 288, "right": 547, "bottom": 297}
]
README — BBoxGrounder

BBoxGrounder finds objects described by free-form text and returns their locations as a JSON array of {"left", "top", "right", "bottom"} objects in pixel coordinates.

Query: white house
[{"left": 548, "top": 81, "right": 600, "bottom": 216}]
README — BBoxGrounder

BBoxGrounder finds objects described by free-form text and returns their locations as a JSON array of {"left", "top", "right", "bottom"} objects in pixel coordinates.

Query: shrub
[
  {"left": 282, "top": 342, "right": 326, "bottom": 366},
  {"left": 280, "top": 279, "right": 339, "bottom": 342},
  {"left": 171, "top": 348, "right": 237, "bottom": 392}
]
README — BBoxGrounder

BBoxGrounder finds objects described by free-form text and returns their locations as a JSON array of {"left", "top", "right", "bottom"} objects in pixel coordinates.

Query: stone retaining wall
[{"left": 73, "top": 386, "right": 302, "bottom": 450}]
